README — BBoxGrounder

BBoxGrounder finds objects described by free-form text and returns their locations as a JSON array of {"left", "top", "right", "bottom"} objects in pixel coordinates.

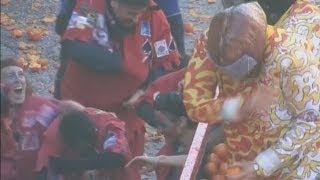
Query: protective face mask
[{"left": 218, "top": 54, "right": 257, "bottom": 80}]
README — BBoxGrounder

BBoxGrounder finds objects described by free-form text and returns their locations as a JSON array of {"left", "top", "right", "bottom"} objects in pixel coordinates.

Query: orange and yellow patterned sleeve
[
  {"left": 183, "top": 32, "right": 225, "bottom": 124},
  {"left": 255, "top": 34, "right": 320, "bottom": 179}
]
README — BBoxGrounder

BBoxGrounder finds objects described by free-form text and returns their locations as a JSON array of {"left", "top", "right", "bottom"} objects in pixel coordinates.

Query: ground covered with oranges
[{"left": 1, "top": 0, "right": 223, "bottom": 179}]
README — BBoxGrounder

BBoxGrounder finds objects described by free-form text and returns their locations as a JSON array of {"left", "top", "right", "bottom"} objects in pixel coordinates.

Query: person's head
[
  {"left": 110, "top": 0, "right": 148, "bottom": 28},
  {"left": 1, "top": 58, "right": 28, "bottom": 105},
  {"left": 59, "top": 110, "right": 97, "bottom": 153},
  {"left": 207, "top": 2, "right": 267, "bottom": 80},
  {"left": 157, "top": 111, "right": 197, "bottom": 149}
]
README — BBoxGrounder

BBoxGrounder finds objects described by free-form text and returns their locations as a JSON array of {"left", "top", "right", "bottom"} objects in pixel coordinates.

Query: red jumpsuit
[
  {"left": 59, "top": 0, "right": 180, "bottom": 178},
  {"left": 0, "top": 95, "right": 61, "bottom": 180},
  {"left": 36, "top": 107, "right": 131, "bottom": 180},
  {"left": 137, "top": 68, "right": 186, "bottom": 180}
]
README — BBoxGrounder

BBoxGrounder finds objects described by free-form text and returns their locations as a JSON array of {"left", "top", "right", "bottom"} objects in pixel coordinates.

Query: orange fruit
[
  {"left": 213, "top": 143, "right": 229, "bottom": 160},
  {"left": 29, "top": 62, "right": 41, "bottom": 72},
  {"left": 27, "top": 27, "right": 44, "bottom": 41},
  {"left": 11, "top": 29, "right": 23, "bottom": 38},
  {"left": 184, "top": 23, "right": 195, "bottom": 33},
  {"left": 208, "top": 153, "right": 221, "bottom": 165},
  {"left": 17, "top": 57, "right": 27, "bottom": 67},
  {"left": 226, "top": 166, "right": 241, "bottom": 176},
  {"left": 211, "top": 175, "right": 226, "bottom": 180},
  {"left": 37, "top": 59, "right": 49, "bottom": 66},
  {"left": 218, "top": 162, "right": 228, "bottom": 175},
  {"left": 208, "top": 0, "right": 216, "bottom": 4},
  {"left": 204, "top": 162, "right": 218, "bottom": 176}
]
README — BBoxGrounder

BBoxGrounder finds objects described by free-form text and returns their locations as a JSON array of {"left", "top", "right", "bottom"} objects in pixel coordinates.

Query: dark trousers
[{"left": 167, "top": 14, "right": 190, "bottom": 68}]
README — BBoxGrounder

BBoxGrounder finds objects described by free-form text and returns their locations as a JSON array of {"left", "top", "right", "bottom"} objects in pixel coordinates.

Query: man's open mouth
[{"left": 14, "top": 87, "right": 23, "bottom": 94}]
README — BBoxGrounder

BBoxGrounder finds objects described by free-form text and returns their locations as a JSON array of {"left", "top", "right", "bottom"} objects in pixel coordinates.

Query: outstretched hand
[
  {"left": 122, "top": 89, "right": 145, "bottom": 109},
  {"left": 125, "top": 156, "right": 159, "bottom": 174}
]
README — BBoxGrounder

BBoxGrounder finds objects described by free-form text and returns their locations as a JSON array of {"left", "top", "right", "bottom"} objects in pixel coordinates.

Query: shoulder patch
[
  {"left": 140, "top": 21, "right": 151, "bottom": 37},
  {"left": 36, "top": 105, "right": 58, "bottom": 128},
  {"left": 154, "top": 39, "right": 169, "bottom": 58},
  {"left": 142, "top": 39, "right": 153, "bottom": 62}
]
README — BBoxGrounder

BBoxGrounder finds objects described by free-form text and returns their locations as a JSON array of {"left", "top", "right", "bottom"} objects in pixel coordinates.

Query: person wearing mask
[{"left": 183, "top": 1, "right": 319, "bottom": 179}]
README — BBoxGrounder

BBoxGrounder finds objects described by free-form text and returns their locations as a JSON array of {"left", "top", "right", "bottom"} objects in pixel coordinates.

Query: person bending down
[{"left": 35, "top": 104, "right": 131, "bottom": 180}]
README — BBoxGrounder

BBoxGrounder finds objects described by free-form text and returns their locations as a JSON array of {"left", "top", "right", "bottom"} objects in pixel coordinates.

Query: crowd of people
[{"left": 1, "top": 0, "right": 319, "bottom": 179}]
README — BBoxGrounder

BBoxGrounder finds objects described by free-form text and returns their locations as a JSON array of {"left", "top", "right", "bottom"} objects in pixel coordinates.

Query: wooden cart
[{"left": 179, "top": 122, "right": 211, "bottom": 180}]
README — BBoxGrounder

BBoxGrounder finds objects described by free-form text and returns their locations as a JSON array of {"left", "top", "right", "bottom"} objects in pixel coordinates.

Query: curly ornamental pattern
[{"left": 183, "top": 2, "right": 320, "bottom": 178}]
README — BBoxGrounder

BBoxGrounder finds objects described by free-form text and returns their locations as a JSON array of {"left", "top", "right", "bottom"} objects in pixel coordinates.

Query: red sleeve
[
  {"left": 35, "top": 118, "right": 62, "bottom": 172},
  {"left": 136, "top": 68, "right": 186, "bottom": 106},
  {"left": 149, "top": 1, "right": 180, "bottom": 71},
  {"left": 85, "top": 108, "right": 132, "bottom": 160}
]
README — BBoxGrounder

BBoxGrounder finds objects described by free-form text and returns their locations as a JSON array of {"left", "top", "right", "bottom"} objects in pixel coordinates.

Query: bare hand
[
  {"left": 125, "top": 156, "right": 159, "bottom": 174},
  {"left": 122, "top": 89, "right": 145, "bottom": 109},
  {"left": 226, "top": 161, "right": 261, "bottom": 180}
]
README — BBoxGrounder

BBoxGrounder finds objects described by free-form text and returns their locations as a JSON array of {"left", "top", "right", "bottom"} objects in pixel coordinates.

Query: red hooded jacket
[
  {"left": 36, "top": 107, "right": 131, "bottom": 180},
  {"left": 60, "top": 0, "right": 180, "bottom": 112}
]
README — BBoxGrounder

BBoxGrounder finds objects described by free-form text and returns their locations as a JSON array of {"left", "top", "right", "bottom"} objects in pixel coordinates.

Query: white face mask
[{"left": 217, "top": 54, "right": 257, "bottom": 80}]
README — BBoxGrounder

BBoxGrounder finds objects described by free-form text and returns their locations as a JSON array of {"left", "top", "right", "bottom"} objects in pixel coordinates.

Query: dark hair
[
  {"left": 1, "top": 58, "right": 23, "bottom": 69},
  {"left": 118, "top": 0, "right": 149, "bottom": 7},
  {"left": 0, "top": 89, "right": 8, "bottom": 117},
  {"left": 59, "top": 110, "right": 97, "bottom": 150}
]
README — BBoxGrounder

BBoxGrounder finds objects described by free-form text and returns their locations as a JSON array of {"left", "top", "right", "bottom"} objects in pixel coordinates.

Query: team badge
[
  {"left": 103, "top": 131, "right": 117, "bottom": 150},
  {"left": 22, "top": 111, "right": 37, "bottom": 128},
  {"left": 154, "top": 39, "right": 169, "bottom": 58},
  {"left": 36, "top": 105, "right": 57, "bottom": 128},
  {"left": 140, "top": 21, "right": 151, "bottom": 37},
  {"left": 21, "top": 131, "right": 40, "bottom": 151},
  {"left": 142, "top": 40, "right": 153, "bottom": 62}
]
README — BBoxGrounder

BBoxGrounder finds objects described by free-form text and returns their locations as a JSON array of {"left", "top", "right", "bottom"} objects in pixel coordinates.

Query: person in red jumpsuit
[
  {"left": 0, "top": 58, "right": 61, "bottom": 180},
  {"left": 35, "top": 104, "right": 131, "bottom": 180},
  {"left": 132, "top": 69, "right": 224, "bottom": 179},
  {"left": 53, "top": 1, "right": 180, "bottom": 179},
  {"left": 134, "top": 68, "right": 190, "bottom": 180}
]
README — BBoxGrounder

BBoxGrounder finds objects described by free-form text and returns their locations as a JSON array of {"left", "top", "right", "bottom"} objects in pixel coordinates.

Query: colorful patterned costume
[
  {"left": 275, "top": 0, "right": 320, "bottom": 61},
  {"left": 183, "top": 1, "right": 320, "bottom": 179}
]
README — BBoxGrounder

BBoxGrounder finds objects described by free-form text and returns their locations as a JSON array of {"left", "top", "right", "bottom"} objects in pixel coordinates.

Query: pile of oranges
[{"left": 205, "top": 143, "right": 241, "bottom": 180}]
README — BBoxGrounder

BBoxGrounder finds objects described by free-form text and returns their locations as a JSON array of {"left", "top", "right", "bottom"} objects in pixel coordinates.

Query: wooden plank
[{"left": 180, "top": 122, "right": 211, "bottom": 180}]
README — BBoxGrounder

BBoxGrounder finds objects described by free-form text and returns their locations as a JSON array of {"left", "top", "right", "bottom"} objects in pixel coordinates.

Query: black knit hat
[{"left": 118, "top": 0, "right": 149, "bottom": 7}]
